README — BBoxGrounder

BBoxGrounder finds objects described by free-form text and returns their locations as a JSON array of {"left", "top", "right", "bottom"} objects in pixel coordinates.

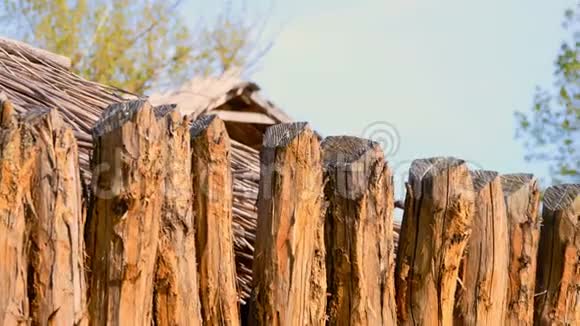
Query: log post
[
  {"left": 395, "top": 157, "right": 474, "bottom": 326},
  {"left": 500, "top": 174, "right": 540, "bottom": 325},
  {"left": 88, "top": 100, "right": 164, "bottom": 325},
  {"left": 249, "top": 122, "right": 326, "bottom": 326},
  {"left": 190, "top": 115, "right": 239, "bottom": 325},
  {"left": 0, "top": 96, "right": 35, "bottom": 325},
  {"left": 153, "top": 107, "right": 203, "bottom": 325},
  {"left": 322, "top": 136, "right": 397, "bottom": 325},
  {"left": 534, "top": 184, "right": 580, "bottom": 325},
  {"left": 25, "top": 109, "right": 87, "bottom": 325},
  {"left": 454, "top": 171, "right": 509, "bottom": 325}
]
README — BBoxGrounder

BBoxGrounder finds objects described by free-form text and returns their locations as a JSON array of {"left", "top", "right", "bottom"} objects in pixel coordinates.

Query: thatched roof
[
  {"left": 150, "top": 69, "right": 291, "bottom": 122},
  {"left": 0, "top": 36, "right": 138, "bottom": 177},
  {"left": 150, "top": 70, "right": 291, "bottom": 149}
]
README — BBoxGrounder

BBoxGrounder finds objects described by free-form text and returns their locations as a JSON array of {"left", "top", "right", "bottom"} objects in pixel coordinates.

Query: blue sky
[{"left": 186, "top": 0, "right": 575, "bottom": 196}]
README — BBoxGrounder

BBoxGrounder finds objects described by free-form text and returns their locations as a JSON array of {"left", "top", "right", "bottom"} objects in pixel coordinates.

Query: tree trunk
[
  {"left": 0, "top": 97, "right": 34, "bottom": 325},
  {"left": 153, "top": 107, "right": 203, "bottom": 325},
  {"left": 322, "top": 136, "right": 397, "bottom": 325},
  {"left": 395, "top": 157, "right": 474, "bottom": 326},
  {"left": 249, "top": 122, "right": 326, "bottom": 326},
  {"left": 88, "top": 100, "right": 164, "bottom": 325},
  {"left": 500, "top": 174, "right": 540, "bottom": 325},
  {"left": 534, "top": 184, "right": 580, "bottom": 325},
  {"left": 454, "top": 171, "right": 509, "bottom": 325},
  {"left": 25, "top": 109, "right": 87, "bottom": 325},
  {"left": 191, "top": 115, "right": 239, "bottom": 325}
]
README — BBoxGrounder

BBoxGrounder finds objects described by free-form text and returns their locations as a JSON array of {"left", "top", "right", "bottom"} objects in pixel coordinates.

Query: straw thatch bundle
[{"left": 0, "top": 37, "right": 138, "bottom": 178}]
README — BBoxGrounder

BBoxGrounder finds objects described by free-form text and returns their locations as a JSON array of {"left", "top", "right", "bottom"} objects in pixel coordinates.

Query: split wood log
[
  {"left": 249, "top": 122, "right": 326, "bottom": 326},
  {"left": 191, "top": 115, "right": 239, "bottom": 325},
  {"left": 87, "top": 100, "right": 164, "bottom": 325},
  {"left": 0, "top": 96, "right": 35, "bottom": 325},
  {"left": 25, "top": 109, "right": 87, "bottom": 325},
  {"left": 534, "top": 184, "right": 580, "bottom": 325},
  {"left": 394, "top": 157, "right": 474, "bottom": 326},
  {"left": 454, "top": 170, "right": 509, "bottom": 325},
  {"left": 500, "top": 174, "right": 541, "bottom": 325},
  {"left": 153, "top": 107, "right": 203, "bottom": 325},
  {"left": 322, "top": 136, "right": 397, "bottom": 325}
]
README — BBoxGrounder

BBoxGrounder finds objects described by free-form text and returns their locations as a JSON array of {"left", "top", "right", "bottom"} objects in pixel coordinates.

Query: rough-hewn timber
[
  {"left": 0, "top": 96, "right": 35, "bottom": 325},
  {"left": 153, "top": 107, "right": 203, "bottom": 325},
  {"left": 25, "top": 109, "right": 87, "bottom": 325},
  {"left": 191, "top": 115, "right": 240, "bottom": 325},
  {"left": 88, "top": 100, "right": 164, "bottom": 325},
  {"left": 534, "top": 184, "right": 580, "bottom": 325},
  {"left": 395, "top": 157, "right": 474, "bottom": 326},
  {"left": 455, "top": 170, "right": 509, "bottom": 325},
  {"left": 500, "top": 174, "right": 540, "bottom": 325},
  {"left": 322, "top": 136, "right": 397, "bottom": 325},
  {"left": 249, "top": 122, "right": 326, "bottom": 325}
]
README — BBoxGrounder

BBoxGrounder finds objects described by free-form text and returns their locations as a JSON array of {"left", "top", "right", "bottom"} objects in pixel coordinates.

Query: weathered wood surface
[
  {"left": 153, "top": 107, "right": 203, "bottom": 325},
  {"left": 535, "top": 184, "right": 580, "bottom": 325},
  {"left": 25, "top": 109, "right": 87, "bottom": 325},
  {"left": 501, "top": 174, "right": 541, "bottom": 325},
  {"left": 455, "top": 171, "right": 509, "bottom": 325},
  {"left": 88, "top": 100, "right": 164, "bottom": 325},
  {"left": 250, "top": 122, "right": 326, "bottom": 325},
  {"left": 322, "top": 136, "right": 397, "bottom": 325},
  {"left": 191, "top": 115, "right": 239, "bottom": 325},
  {"left": 395, "top": 157, "right": 474, "bottom": 326},
  {"left": 0, "top": 96, "right": 35, "bottom": 325},
  {"left": 0, "top": 96, "right": 87, "bottom": 325}
]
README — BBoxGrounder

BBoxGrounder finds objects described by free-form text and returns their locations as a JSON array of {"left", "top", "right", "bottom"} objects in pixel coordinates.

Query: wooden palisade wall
[
  {"left": 0, "top": 95, "right": 579, "bottom": 325},
  {"left": 249, "top": 122, "right": 326, "bottom": 325},
  {"left": 322, "top": 136, "right": 397, "bottom": 325},
  {"left": 535, "top": 184, "right": 580, "bottom": 325}
]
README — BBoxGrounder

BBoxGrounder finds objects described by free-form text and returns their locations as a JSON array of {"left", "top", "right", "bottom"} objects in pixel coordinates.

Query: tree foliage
[
  {"left": 0, "top": 0, "right": 266, "bottom": 93},
  {"left": 516, "top": 5, "right": 580, "bottom": 184}
]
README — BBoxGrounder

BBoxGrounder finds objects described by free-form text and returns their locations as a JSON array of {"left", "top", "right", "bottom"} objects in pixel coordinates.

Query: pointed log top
[
  {"left": 190, "top": 115, "right": 219, "bottom": 138},
  {"left": 92, "top": 100, "right": 151, "bottom": 137},
  {"left": 153, "top": 104, "right": 177, "bottom": 119},
  {"left": 500, "top": 173, "right": 535, "bottom": 196},
  {"left": 263, "top": 122, "right": 309, "bottom": 148},
  {"left": 470, "top": 170, "right": 499, "bottom": 192},
  {"left": 543, "top": 184, "right": 580, "bottom": 211},
  {"left": 321, "top": 136, "right": 385, "bottom": 199},
  {"left": 321, "top": 136, "right": 380, "bottom": 168},
  {"left": 408, "top": 157, "right": 466, "bottom": 197}
]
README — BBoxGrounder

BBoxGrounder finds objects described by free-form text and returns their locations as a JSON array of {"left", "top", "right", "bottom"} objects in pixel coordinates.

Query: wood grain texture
[
  {"left": 25, "top": 109, "right": 87, "bottom": 325},
  {"left": 322, "top": 136, "right": 397, "bottom": 326},
  {"left": 153, "top": 107, "right": 203, "bottom": 325},
  {"left": 249, "top": 122, "right": 326, "bottom": 326},
  {"left": 500, "top": 174, "right": 541, "bottom": 325},
  {"left": 455, "top": 170, "right": 509, "bottom": 325},
  {"left": 0, "top": 97, "right": 35, "bottom": 325},
  {"left": 88, "top": 100, "right": 164, "bottom": 325},
  {"left": 534, "top": 184, "right": 580, "bottom": 325},
  {"left": 191, "top": 115, "right": 240, "bottom": 325},
  {"left": 395, "top": 157, "right": 474, "bottom": 326}
]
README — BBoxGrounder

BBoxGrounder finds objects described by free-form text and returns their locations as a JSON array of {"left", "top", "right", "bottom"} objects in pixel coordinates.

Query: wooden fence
[{"left": 0, "top": 98, "right": 578, "bottom": 325}]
